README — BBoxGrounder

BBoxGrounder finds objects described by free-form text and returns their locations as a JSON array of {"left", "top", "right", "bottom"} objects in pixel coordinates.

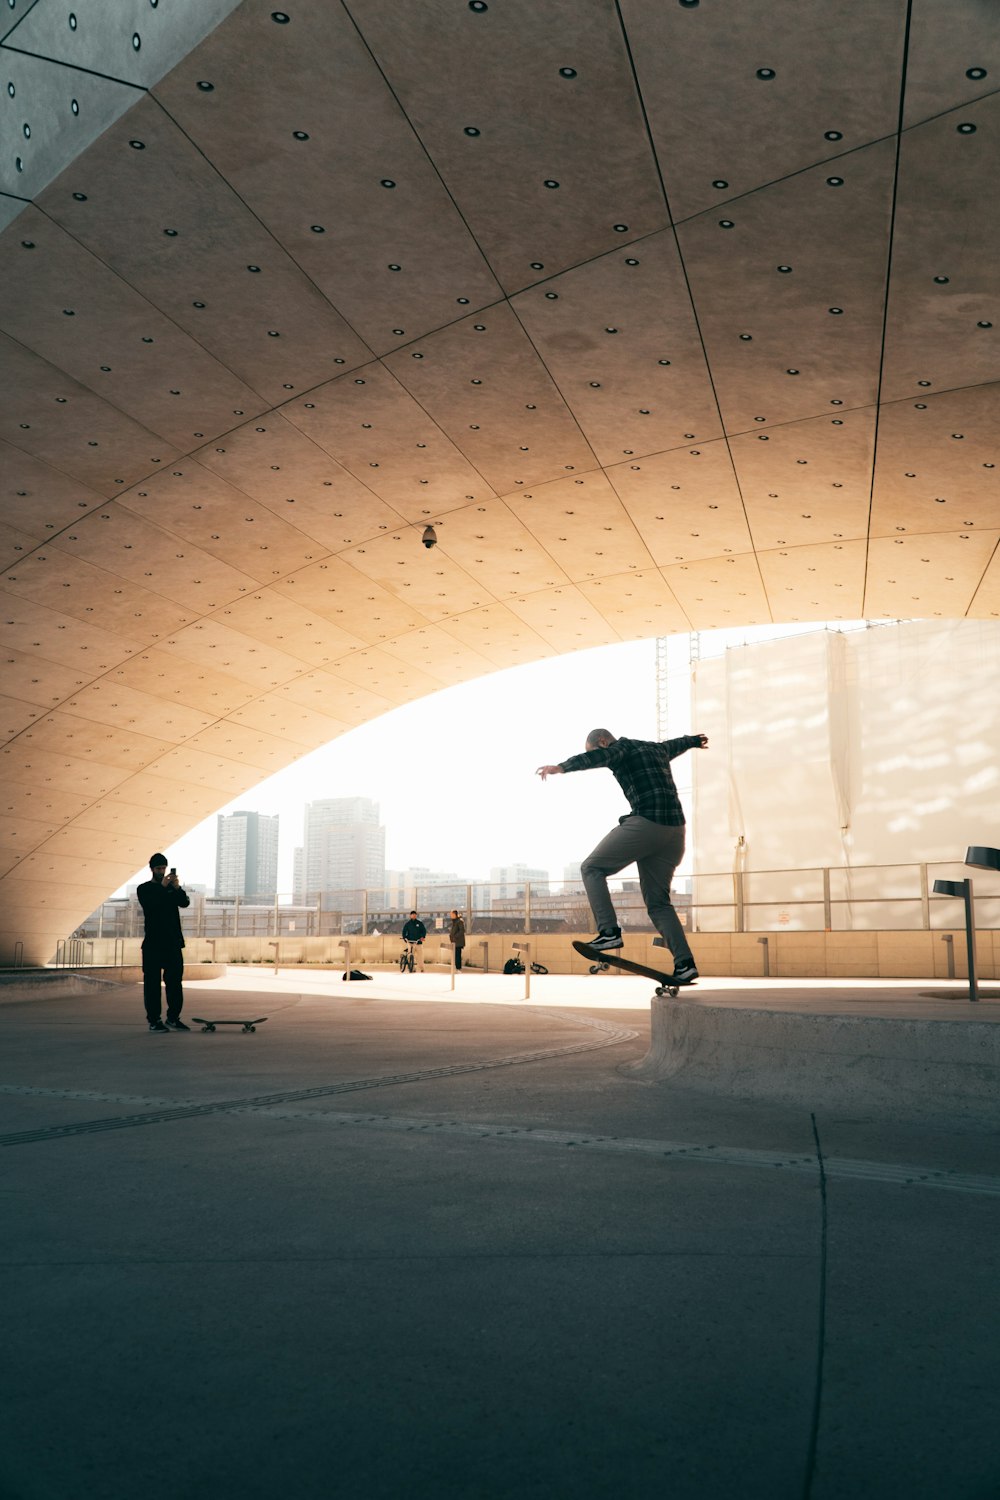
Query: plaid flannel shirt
[{"left": 558, "top": 735, "right": 699, "bottom": 825}]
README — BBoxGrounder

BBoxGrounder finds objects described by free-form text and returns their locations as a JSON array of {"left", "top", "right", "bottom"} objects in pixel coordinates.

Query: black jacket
[
  {"left": 137, "top": 879, "right": 190, "bottom": 949},
  {"left": 401, "top": 918, "right": 426, "bottom": 942}
]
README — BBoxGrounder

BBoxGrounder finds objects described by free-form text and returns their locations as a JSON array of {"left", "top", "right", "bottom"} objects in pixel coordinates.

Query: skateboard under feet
[{"left": 572, "top": 942, "right": 696, "bottom": 998}]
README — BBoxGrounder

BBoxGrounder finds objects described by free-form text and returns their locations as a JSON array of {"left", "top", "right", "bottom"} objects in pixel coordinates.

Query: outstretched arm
[
  {"left": 538, "top": 743, "right": 619, "bottom": 778},
  {"left": 664, "top": 733, "right": 708, "bottom": 759}
]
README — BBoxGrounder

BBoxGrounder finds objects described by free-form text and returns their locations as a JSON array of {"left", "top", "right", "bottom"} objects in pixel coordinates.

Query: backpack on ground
[
  {"left": 502, "top": 957, "right": 524, "bottom": 974},
  {"left": 342, "top": 969, "right": 373, "bottom": 981}
]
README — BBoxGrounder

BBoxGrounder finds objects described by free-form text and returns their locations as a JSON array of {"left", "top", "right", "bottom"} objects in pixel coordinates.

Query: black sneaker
[
  {"left": 670, "top": 961, "right": 699, "bottom": 984},
  {"left": 165, "top": 1018, "right": 190, "bottom": 1031},
  {"left": 588, "top": 928, "right": 623, "bottom": 952},
  {"left": 148, "top": 1019, "right": 168, "bottom": 1033}
]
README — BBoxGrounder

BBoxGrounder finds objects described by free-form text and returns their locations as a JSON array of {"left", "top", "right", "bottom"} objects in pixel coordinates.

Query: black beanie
[{"left": 149, "top": 853, "right": 168, "bottom": 867}]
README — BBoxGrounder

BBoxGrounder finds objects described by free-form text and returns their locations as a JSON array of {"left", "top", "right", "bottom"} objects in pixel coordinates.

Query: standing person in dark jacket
[
  {"left": 448, "top": 910, "right": 466, "bottom": 970},
  {"left": 536, "top": 728, "right": 708, "bottom": 983},
  {"left": 136, "top": 853, "right": 191, "bottom": 1032}
]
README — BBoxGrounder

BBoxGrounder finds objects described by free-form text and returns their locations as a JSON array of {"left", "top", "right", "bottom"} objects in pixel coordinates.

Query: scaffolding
[
  {"left": 655, "top": 632, "right": 701, "bottom": 740},
  {"left": 654, "top": 636, "right": 670, "bottom": 740}
]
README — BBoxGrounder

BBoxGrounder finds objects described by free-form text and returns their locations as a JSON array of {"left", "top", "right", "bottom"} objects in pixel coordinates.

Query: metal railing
[{"left": 56, "top": 861, "right": 1000, "bottom": 960}]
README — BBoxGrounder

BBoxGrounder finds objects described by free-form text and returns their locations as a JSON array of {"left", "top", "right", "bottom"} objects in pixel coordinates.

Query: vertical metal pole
[
  {"left": 466, "top": 884, "right": 473, "bottom": 934},
  {"left": 524, "top": 882, "right": 532, "bottom": 935},
  {"left": 822, "top": 867, "right": 832, "bottom": 930},
  {"left": 757, "top": 936, "right": 770, "bottom": 976},
  {"left": 273, "top": 892, "right": 280, "bottom": 937},
  {"left": 362, "top": 888, "right": 369, "bottom": 937},
  {"left": 963, "top": 879, "right": 978, "bottom": 1002},
  {"left": 919, "top": 864, "right": 930, "bottom": 930},
  {"left": 234, "top": 894, "right": 241, "bottom": 937},
  {"left": 734, "top": 870, "right": 745, "bottom": 933}
]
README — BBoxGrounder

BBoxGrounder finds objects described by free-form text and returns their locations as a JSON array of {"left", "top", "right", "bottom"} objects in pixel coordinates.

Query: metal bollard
[
  {"left": 941, "top": 933, "right": 955, "bottom": 979},
  {"left": 512, "top": 941, "right": 531, "bottom": 1000}
]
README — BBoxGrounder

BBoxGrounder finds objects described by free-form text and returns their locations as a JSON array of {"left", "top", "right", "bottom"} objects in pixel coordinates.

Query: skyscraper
[
  {"left": 490, "top": 864, "right": 549, "bottom": 898},
  {"left": 215, "top": 811, "right": 279, "bottom": 902},
  {"left": 302, "top": 797, "right": 386, "bottom": 904}
]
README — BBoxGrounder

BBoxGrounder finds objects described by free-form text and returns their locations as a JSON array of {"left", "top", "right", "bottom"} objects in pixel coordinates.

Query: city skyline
[
  {"left": 115, "top": 623, "right": 856, "bottom": 901},
  {"left": 113, "top": 638, "right": 665, "bottom": 898}
]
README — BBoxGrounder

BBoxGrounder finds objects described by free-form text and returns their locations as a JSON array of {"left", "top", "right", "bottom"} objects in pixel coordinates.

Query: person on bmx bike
[{"left": 400, "top": 910, "right": 426, "bottom": 972}]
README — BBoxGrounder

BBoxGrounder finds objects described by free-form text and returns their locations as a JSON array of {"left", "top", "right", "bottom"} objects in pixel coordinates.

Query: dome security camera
[{"left": 421, "top": 525, "right": 438, "bottom": 549}]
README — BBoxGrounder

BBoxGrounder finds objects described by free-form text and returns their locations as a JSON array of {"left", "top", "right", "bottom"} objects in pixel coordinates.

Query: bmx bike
[{"left": 399, "top": 941, "right": 420, "bottom": 973}]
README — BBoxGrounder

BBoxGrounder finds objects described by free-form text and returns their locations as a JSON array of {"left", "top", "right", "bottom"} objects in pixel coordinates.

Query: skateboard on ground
[
  {"left": 572, "top": 942, "right": 696, "bottom": 998},
  {"left": 191, "top": 1017, "right": 268, "bottom": 1033}
]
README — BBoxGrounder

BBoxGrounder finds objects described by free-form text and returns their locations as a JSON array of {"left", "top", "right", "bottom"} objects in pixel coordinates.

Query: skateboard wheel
[{"left": 667, "top": 985, "right": 679, "bottom": 998}]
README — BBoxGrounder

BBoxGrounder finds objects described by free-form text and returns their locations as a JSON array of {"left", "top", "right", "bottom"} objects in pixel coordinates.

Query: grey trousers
[{"left": 580, "top": 816, "right": 693, "bottom": 965}]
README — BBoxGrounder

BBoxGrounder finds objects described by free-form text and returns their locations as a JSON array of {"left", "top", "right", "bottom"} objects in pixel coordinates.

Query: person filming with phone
[{"left": 136, "top": 853, "right": 191, "bottom": 1033}]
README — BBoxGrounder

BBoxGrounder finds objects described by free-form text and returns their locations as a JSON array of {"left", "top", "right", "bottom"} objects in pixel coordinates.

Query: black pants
[
  {"left": 142, "top": 946, "right": 184, "bottom": 1022},
  {"left": 454, "top": 947, "right": 463, "bottom": 970}
]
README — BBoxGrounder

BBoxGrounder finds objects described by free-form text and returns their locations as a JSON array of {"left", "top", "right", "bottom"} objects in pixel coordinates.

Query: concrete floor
[{"left": 3, "top": 968, "right": 999, "bottom": 1500}]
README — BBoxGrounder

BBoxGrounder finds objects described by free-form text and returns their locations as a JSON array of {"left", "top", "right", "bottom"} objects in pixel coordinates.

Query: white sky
[{"left": 132, "top": 623, "right": 867, "bottom": 898}]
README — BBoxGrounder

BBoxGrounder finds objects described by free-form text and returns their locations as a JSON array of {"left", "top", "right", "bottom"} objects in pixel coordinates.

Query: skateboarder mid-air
[{"left": 536, "top": 728, "right": 708, "bottom": 984}]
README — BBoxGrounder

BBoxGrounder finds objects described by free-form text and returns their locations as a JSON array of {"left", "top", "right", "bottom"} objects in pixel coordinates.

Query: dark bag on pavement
[
  {"left": 503, "top": 957, "right": 524, "bottom": 974},
  {"left": 342, "top": 969, "right": 373, "bottom": 981}
]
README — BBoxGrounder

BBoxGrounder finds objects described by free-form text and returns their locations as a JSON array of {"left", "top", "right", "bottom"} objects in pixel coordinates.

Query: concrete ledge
[
  {"left": 634, "top": 996, "right": 1000, "bottom": 1121},
  {"left": 0, "top": 965, "right": 226, "bottom": 1003}
]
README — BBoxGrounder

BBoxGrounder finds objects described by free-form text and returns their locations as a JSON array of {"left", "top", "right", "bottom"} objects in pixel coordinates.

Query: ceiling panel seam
[
  {"left": 965, "top": 538, "right": 1000, "bottom": 617},
  {"left": 0, "top": 0, "right": 42, "bottom": 49},
  {"left": 0, "top": 284, "right": 270, "bottom": 447},
  {"left": 339, "top": 0, "right": 503, "bottom": 299},
  {"left": 0, "top": 41, "right": 149, "bottom": 92},
  {"left": 146, "top": 95, "right": 377, "bottom": 364},
  {"left": 670, "top": 136, "right": 899, "bottom": 231},
  {"left": 304, "top": 360, "right": 503, "bottom": 513},
  {"left": 861, "top": 0, "right": 914, "bottom": 617},
  {"left": 898, "top": 83, "right": 1000, "bottom": 136},
  {"left": 610, "top": 0, "right": 770, "bottom": 620}
]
